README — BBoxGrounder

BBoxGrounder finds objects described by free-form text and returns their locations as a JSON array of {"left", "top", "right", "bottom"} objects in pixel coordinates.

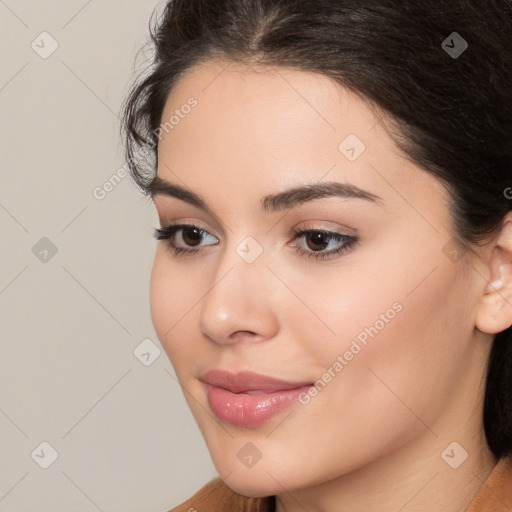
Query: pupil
[
  {"left": 183, "top": 227, "right": 202, "bottom": 246},
  {"left": 308, "top": 232, "right": 328, "bottom": 251}
]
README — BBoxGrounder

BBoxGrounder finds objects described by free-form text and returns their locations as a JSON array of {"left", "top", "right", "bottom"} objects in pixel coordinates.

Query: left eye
[
  {"left": 155, "top": 224, "right": 215, "bottom": 250},
  {"left": 153, "top": 224, "right": 358, "bottom": 260},
  {"left": 289, "top": 228, "right": 358, "bottom": 260}
]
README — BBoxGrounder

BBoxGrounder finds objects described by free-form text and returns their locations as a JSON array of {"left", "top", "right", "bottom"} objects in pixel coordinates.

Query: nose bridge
[
  {"left": 213, "top": 230, "right": 268, "bottom": 289},
  {"left": 198, "top": 232, "right": 276, "bottom": 344}
]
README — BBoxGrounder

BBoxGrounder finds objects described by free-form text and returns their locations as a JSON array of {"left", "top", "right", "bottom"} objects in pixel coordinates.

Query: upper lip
[{"left": 200, "top": 369, "right": 313, "bottom": 393}]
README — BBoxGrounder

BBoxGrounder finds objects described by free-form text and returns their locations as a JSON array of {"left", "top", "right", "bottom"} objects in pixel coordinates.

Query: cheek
[
  {"left": 255, "top": 260, "right": 466, "bottom": 480},
  {"left": 149, "top": 252, "right": 171, "bottom": 338},
  {"left": 318, "top": 229, "right": 459, "bottom": 350},
  {"left": 284, "top": 226, "right": 444, "bottom": 354},
  {"left": 149, "top": 251, "right": 201, "bottom": 367},
  {"left": 294, "top": 231, "right": 466, "bottom": 416},
  {"left": 273, "top": 247, "right": 419, "bottom": 372},
  {"left": 330, "top": 264, "right": 463, "bottom": 419}
]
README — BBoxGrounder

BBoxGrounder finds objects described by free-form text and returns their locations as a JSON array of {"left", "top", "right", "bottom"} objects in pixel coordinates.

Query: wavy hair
[{"left": 120, "top": 1, "right": 512, "bottom": 510}]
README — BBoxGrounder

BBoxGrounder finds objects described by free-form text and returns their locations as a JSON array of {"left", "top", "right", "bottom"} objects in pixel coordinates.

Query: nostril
[{"left": 230, "top": 331, "right": 262, "bottom": 342}]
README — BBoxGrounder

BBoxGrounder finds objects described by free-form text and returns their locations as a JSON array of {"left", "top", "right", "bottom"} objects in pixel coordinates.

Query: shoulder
[
  {"left": 166, "top": 477, "right": 228, "bottom": 512},
  {"left": 166, "top": 477, "right": 274, "bottom": 512},
  {"left": 465, "top": 454, "right": 512, "bottom": 512}
]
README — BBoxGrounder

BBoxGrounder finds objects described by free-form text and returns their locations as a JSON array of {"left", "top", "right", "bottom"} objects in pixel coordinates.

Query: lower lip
[{"left": 204, "top": 383, "right": 313, "bottom": 427}]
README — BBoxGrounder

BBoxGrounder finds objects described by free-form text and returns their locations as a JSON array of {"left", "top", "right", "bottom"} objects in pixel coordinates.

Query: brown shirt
[
  {"left": 464, "top": 455, "right": 512, "bottom": 512},
  {"left": 169, "top": 455, "right": 512, "bottom": 512}
]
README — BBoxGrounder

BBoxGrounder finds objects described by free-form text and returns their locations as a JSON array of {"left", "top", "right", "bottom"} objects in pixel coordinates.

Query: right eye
[{"left": 154, "top": 223, "right": 219, "bottom": 256}]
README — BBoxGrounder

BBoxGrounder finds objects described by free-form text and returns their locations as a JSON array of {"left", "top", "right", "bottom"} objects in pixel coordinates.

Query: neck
[
  {"left": 275, "top": 432, "right": 497, "bottom": 512},
  {"left": 275, "top": 339, "right": 498, "bottom": 512}
]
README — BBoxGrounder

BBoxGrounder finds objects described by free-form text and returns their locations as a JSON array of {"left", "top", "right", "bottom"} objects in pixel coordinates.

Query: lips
[
  {"left": 200, "top": 369, "right": 314, "bottom": 427},
  {"left": 200, "top": 369, "right": 312, "bottom": 393}
]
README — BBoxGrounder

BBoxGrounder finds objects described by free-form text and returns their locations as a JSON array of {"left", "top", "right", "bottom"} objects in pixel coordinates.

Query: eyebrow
[{"left": 148, "top": 175, "right": 382, "bottom": 214}]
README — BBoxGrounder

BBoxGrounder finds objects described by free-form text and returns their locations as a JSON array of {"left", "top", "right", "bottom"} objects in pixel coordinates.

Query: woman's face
[{"left": 149, "top": 59, "right": 489, "bottom": 496}]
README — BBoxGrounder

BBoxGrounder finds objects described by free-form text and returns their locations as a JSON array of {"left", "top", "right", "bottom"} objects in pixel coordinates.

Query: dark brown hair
[{"left": 120, "top": 1, "right": 512, "bottom": 510}]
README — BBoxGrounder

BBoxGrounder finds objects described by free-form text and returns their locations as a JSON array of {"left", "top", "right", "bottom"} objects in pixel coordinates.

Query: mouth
[
  {"left": 200, "top": 369, "right": 313, "bottom": 393},
  {"left": 200, "top": 369, "right": 314, "bottom": 427}
]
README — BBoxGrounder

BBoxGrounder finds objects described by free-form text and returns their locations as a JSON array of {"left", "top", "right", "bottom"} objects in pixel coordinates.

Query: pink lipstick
[{"left": 200, "top": 370, "right": 313, "bottom": 427}]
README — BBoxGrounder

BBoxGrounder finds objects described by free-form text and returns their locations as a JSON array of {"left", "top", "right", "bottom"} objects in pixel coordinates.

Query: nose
[{"left": 198, "top": 240, "right": 279, "bottom": 346}]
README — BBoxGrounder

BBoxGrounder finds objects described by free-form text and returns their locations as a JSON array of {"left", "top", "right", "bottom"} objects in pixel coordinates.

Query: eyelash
[{"left": 153, "top": 223, "right": 358, "bottom": 260}]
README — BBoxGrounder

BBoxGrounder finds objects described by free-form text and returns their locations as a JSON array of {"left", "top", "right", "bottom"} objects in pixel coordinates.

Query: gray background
[{"left": 0, "top": 1, "right": 217, "bottom": 510}]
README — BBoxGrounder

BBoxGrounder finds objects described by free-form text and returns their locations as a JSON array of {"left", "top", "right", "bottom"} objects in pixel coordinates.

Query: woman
[{"left": 120, "top": 0, "right": 512, "bottom": 510}]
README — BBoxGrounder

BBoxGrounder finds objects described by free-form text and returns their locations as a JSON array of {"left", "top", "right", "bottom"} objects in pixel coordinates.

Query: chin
[
  {"left": 222, "top": 475, "right": 279, "bottom": 498},
  {"left": 209, "top": 456, "right": 285, "bottom": 497}
]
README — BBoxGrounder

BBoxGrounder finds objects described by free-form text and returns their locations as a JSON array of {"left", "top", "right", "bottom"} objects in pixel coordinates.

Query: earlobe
[
  {"left": 485, "top": 278, "right": 503, "bottom": 293},
  {"left": 484, "top": 267, "right": 507, "bottom": 295},
  {"left": 475, "top": 214, "right": 512, "bottom": 335}
]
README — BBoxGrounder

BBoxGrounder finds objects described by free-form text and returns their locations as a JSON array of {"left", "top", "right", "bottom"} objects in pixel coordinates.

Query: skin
[{"left": 149, "top": 58, "right": 512, "bottom": 512}]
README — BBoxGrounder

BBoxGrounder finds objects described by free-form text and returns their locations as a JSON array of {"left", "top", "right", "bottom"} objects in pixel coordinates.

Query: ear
[{"left": 475, "top": 211, "right": 512, "bottom": 334}]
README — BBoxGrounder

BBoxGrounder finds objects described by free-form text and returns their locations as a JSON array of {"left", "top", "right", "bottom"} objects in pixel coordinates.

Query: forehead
[
  {"left": 159, "top": 58, "right": 380, "bottom": 144},
  {"left": 158, "top": 59, "right": 380, "bottom": 178},
  {"left": 155, "top": 58, "right": 449, "bottom": 223}
]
